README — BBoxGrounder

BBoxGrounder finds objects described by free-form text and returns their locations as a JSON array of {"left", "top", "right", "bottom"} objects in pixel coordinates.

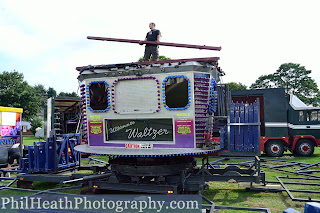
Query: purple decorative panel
[
  {"left": 174, "top": 119, "right": 195, "bottom": 148},
  {"left": 88, "top": 121, "right": 104, "bottom": 146}
]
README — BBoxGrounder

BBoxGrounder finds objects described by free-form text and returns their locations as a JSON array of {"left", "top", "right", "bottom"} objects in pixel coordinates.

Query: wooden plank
[{"left": 87, "top": 36, "right": 222, "bottom": 51}]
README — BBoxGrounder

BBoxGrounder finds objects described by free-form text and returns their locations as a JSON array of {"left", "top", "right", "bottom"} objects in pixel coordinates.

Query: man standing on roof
[{"left": 140, "top": 22, "right": 161, "bottom": 61}]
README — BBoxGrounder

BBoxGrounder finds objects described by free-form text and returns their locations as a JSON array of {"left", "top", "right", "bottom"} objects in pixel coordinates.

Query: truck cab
[{"left": 287, "top": 94, "right": 320, "bottom": 156}]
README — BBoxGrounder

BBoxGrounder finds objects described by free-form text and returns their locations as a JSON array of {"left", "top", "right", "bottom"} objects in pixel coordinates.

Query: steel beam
[
  {"left": 277, "top": 176, "right": 320, "bottom": 202},
  {"left": 89, "top": 181, "right": 178, "bottom": 194},
  {"left": 203, "top": 204, "right": 272, "bottom": 212},
  {"left": 16, "top": 174, "right": 71, "bottom": 182}
]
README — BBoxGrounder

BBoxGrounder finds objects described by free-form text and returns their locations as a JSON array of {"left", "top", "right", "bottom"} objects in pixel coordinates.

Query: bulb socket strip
[
  {"left": 196, "top": 116, "right": 207, "bottom": 119},
  {"left": 194, "top": 81, "right": 209, "bottom": 86},
  {"left": 111, "top": 76, "right": 161, "bottom": 113},
  {"left": 194, "top": 94, "right": 208, "bottom": 98},
  {"left": 194, "top": 76, "right": 210, "bottom": 144},
  {"left": 80, "top": 84, "right": 88, "bottom": 142},
  {"left": 162, "top": 75, "right": 191, "bottom": 111},
  {"left": 76, "top": 150, "right": 219, "bottom": 158},
  {"left": 209, "top": 78, "right": 218, "bottom": 113}
]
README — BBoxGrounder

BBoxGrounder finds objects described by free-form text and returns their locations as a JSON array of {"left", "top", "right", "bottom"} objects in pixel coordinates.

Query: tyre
[
  {"left": 294, "top": 139, "right": 314, "bottom": 157},
  {"left": 265, "top": 140, "right": 284, "bottom": 157}
]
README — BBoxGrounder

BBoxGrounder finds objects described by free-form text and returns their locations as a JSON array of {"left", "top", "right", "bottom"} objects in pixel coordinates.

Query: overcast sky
[{"left": 1, "top": 0, "right": 319, "bottom": 94}]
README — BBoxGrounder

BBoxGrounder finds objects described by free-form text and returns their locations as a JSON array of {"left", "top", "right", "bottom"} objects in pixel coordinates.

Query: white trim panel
[
  {"left": 288, "top": 123, "right": 320, "bottom": 130},
  {"left": 265, "top": 122, "right": 320, "bottom": 130},
  {"left": 265, "top": 122, "right": 288, "bottom": 128}
]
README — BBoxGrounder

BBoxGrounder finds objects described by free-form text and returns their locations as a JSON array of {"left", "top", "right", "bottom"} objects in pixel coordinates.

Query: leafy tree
[
  {"left": 47, "top": 87, "right": 57, "bottom": 98},
  {"left": 0, "top": 71, "right": 42, "bottom": 121},
  {"left": 34, "top": 84, "right": 48, "bottom": 107},
  {"left": 47, "top": 88, "right": 79, "bottom": 98},
  {"left": 30, "top": 117, "right": 44, "bottom": 135},
  {"left": 58, "top": 92, "right": 79, "bottom": 97},
  {"left": 138, "top": 55, "right": 171, "bottom": 62},
  {"left": 250, "top": 63, "right": 320, "bottom": 106},
  {"left": 228, "top": 82, "right": 247, "bottom": 91}
]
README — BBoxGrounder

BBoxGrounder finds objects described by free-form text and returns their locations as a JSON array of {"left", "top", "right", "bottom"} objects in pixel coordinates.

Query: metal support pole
[
  {"left": 19, "top": 112, "right": 23, "bottom": 157},
  {"left": 53, "top": 132, "right": 57, "bottom": 173}
]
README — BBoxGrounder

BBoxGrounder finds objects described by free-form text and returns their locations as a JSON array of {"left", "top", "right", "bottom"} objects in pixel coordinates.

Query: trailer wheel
[
  {"left": 265, "top": 140, "right": 284, "bottom": 157},
  {"left": 295, "top": 139, "right": 314, "bottom": 157}
]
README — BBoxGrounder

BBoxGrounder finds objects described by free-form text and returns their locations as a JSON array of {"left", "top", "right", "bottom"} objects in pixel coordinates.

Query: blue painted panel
[
  {"left": 56, "top": 134, "right": 81, "bottom": 167},
  {"left": 230, "top": 102, "right": 235, "bottom": 152},
  {"left": 28, "top": 146, "right": 34, "bottom": 172},
  {"left": 19, "top": 158, "right": 29, "bottom": 172},
  {"left": 244, "top": 103, "right": 249, "bottom": 152},
  {"left": 34, "top": 142, "right": 46, "bottom": 172},
  {"left": 253, "top": 101, "right": 259, "bottom": 152},
  {"left": 239, "top": 103, "right": 245, "bottom": 152},
  {"left": 305, "top": 202, "right": 320, "bottom": 213},
  {"left": 234, "top": 103, "right": 240, "bottom": 152},
  {"left": 248, "top": 104, "right": 254, "bottom": 152},
  {"left": 45, "top": 141, "right": 55, "bottom": 172},
  {"left": 228, "top": 100, "right": 259, "bottom": 154},
  {"left": 283, "top": 208, "right": 301, "bottom": 213},
  {"left": 20, "top": 134, "right": 81, "bottom": 174}
]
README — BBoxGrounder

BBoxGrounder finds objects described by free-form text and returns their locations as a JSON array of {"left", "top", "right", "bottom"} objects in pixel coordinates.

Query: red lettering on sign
[{"left": 125, "top": 144, "right": 140, "bottom": 149}]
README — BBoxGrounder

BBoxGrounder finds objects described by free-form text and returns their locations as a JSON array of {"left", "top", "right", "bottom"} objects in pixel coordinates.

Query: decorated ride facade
[
  {"left": 73, "top": 57, "right": 263, "bottom": 194},
  {"left": 75, "top": 57, "right": 224, "bottom": 157},
  {"left": 66, "top": 37, "right": 263, "bottom": 194}
]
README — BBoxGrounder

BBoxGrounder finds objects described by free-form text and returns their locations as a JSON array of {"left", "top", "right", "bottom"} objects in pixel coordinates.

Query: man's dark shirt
[
  {"left": 146, "top": 29, "right": 160, "bottom": 46},
  {"left": 8, "top": 148, "right": 21, "bottom": 164}
]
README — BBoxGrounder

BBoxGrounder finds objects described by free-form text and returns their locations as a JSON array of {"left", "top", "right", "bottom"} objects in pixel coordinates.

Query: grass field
[
  {"left": 202, "top": 149, "right": 320, "bottom": 212},
  {"left": 22, "top": 136, "right": 43, "bottom": 145},
  {"left": 3, "top": 139, "right": 320, "bottom": 212}
]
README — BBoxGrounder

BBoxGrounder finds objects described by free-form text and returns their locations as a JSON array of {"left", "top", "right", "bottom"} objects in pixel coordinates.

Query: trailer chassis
[{"left": 76, "top": 156, "right": 265, "bottom": 194}]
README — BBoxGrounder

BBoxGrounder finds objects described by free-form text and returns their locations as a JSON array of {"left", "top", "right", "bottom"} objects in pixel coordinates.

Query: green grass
[
  {"left": 3, "top": 147, "right": 320, "bottom": 212},
  {"left": 22, "top": 136, "right": 43, "bottom": 145},
  {"left": 202, "top": 148, "right": 320, "bottom": 212}
]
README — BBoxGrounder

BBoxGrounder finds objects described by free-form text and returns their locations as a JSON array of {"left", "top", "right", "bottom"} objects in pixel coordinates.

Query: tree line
[
  {"left": 0, "top": 71, "right": 78, "bottom": 121},
  {"left": 228, "top": 63, "right": 320, "bottom": 106}
]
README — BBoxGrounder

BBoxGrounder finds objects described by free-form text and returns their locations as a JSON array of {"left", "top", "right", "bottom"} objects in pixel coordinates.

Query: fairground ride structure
[{"left": 71, "top": 37, "right": 264, "bottom": 194}]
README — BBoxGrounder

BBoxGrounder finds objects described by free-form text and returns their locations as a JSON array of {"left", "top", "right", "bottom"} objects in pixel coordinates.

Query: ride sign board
[{"left": 106, "top": 119, "right": 173, "bottom": 142}]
